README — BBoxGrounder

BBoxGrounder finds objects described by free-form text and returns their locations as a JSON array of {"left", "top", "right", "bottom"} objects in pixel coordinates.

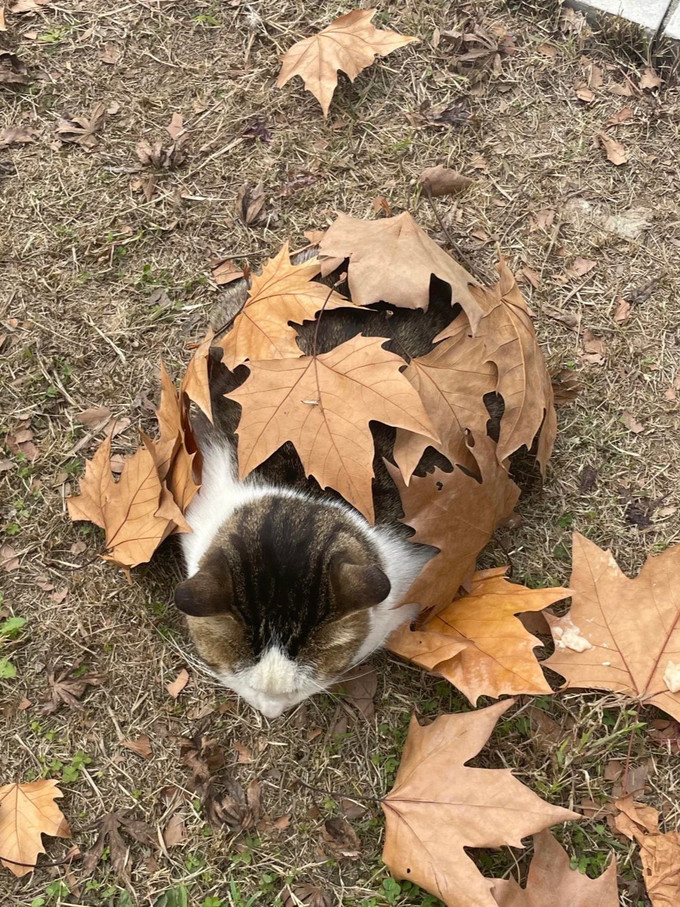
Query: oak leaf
[
  {"left": 276, "top": 9, "right": 416, "bottom": 116},
  {"left": 228, "top": 335, "right": 438, "bottom": 522},
  {"left": 491, "top": 829, "right": 618, "bottom": 906},
  {"left": 613, "top": 795, "right": 680, "bottom": 906},
  {"left": 0, "top": 780, "right": 71, "bottom": 877},
  {"left": 545, "top": 532, "right": 680, "bottom": 723},
  {"left": 319, "top": 212, "right": 485, "bottom": 331},
  {"left": 217, "top": 243, "right": 350, "bottom": 368},
  {"left": 439, "top": 260, "right": 556, "bottom": 471},
  {"left": 381, "top": 700, "right": 579, "bottom": 906},
  {"left": 386, "top": 435, "right": 520, "bottom": 613},
  {"left": 393, "top": 325, "right": 495, "bottom": 479},
  {"left": 389, "top": 568, "right": 569, "bottom": 703},
  {"left": 67, "top": 436, "right": 190, "bottom": 569}
]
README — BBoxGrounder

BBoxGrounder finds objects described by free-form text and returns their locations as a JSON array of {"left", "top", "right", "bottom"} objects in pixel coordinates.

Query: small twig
[
  {"left": 421, "top": 185, "right": 486, "bottom": 282},
  {"left": 293, "top": 774, "right": 382, "bottom": 804},
  {"left": 622, "top": 701, "right": 642, "bottom": 793}
]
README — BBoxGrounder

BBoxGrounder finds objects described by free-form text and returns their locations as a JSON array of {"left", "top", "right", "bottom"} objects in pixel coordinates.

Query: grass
[{"left": 1, "top": 0, "right": 679, "bottom": 904}]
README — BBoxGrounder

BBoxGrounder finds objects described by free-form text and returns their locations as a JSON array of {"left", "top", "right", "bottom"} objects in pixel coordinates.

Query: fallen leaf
[
  {"left": 319, "top": 211, "right": 485, "bottom": 330},
  {"left": 321, "top": 817, "right": 361, "bottom": 860},
  {"left": 166, "top": 112, "right": 183, "bottom": 141},
  {"left": 217, "top": 243, "right": 349, "bottom": 368},
  {"left": 228, "top": 335, "right": 438, "bottom": 522},
  {"left": 621, "top": 412, "right": 644, "bottom": 434},
  {"left": 551, "top": 369, "right": 581, "bottom": 406},
  {"left": 529, "top": 209, "right": 555, "bottom": 232},
  {"left": 75, "top": 406, "right": 112, "bottom": 428},
  {"left": 237, "top": 181, "right": 267, "bottom": 226},
  {"left": 9, "top": 0, "right": 50, "bottom": 11},
  {"left": 303, "top": 229, "right": 326, "bottom": 245},
  {"left": 390, "top": 568, "right": 568, "bottom": 702},
  {"left": 100, "top": 43, "right": 121, "bottom": 65},
  {"left": 597, "top": 131, "right": 628, "bottom": 166},
  {"left": 122, "top": 735, "right": 153, "bottom": 760},
  {"left": 166, "top": 669, "right": 190, "bottom": 698},
  {"left": 211, "top": 260, "right": 244, "bottom": 286},
  {"left": 0, "top": 9, "right": 4, "bottom": 29},
  {"left": 0, "top": 126, "right": 37, "bottom": 147},
  {"left": 381, "top": 700, "right": 579, "bottom": 906},
  {"left": 418, "top": 165, "right": 473, "bottom": 197},
  {"left": 567, "top": 257, "right": 596, "bottom": 278},
  {"left": 386, "top": 437, "right": 520, "bottom": 614},
  {"left": 233, "top": 742, "right": 253, "bottom": 763},
  {"left": 179, "top": 331, "right": 213, "bottom": 424},
  {"left": 613, "top": 297, "right": 632, "bottom": 323},
  {"left": 606, "top": 107, "right": 633, "bottom": 126},
  {"left": 639, "top": 68, "right": 662, "bottom": 91},
  {"left": 180, "top": 736, "right": 259, "bottom": 830},
  {"left": 162, "top": 812, "right": 186, "bottom": 848},
  {"left": 42, "top": 665, "right": 102, "bottom": 714},
  {"left": 546, "top": 532, "right": 680, "bottom": 724},
  {"left": 242, "top": 117, "right": 272, "bottom": 142},
  {"left": 0, "top": 545, "right": 20, "bottom": 572},
  {"left": 575, "top": 85, "right": 595, "bottom": 103},
  {"left": 56, "top": 101, "right": 107, "bottom": 150},
  {"left": 281, "top": 884, "right": 332, "bottom": 907},
  {"left": 82, "top": 811, "right": 157, "bottom": 879},
  {"left": 614, "top": 796, "right": 680, "bottom": 906},
  {"left": 582, "top": 329, "right": 606, "bottom": 365},
  {"left": 67, "top": 437, "right": 190, "bottom": 569},
  {"left": 0, "top": 51, "right": 30, "bottom": 87},
  {"left": 334, "top": 664, "right": 378, "bottom": 719},
  {"left": 277, "top": 9, "right": 415, "bottom": 116},
  {"left": 0, "top": 780, "right": 70, "bottom": 877},
  {"left": 491, "top": 828, "right": 618, "bottom": 906}
]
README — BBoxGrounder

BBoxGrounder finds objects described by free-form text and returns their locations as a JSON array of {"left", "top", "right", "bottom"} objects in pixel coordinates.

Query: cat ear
[
  {"left": 330, "top": 557, "right": 391, "bottom": 612},
  {"left": 174, "top": 569, "right": 233, "bottom": 617}
]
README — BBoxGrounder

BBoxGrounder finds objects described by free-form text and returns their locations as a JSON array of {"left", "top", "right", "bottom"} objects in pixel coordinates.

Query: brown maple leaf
[
  {"left": 319, "top": 212, "right": 485, "bottom": 331},
  {"left": 441, "top": 259, "right": 556, "bottom": 471},
  {"left": 386, "top": 434, "right": 520, "bottom": 613},
  {"left": 67, "top": 435, "right": 190, "bottom": 569},
  {"left": 333, "top": 664, "right": 378, "bottom": 719},
  {"left": 389, "top": 567, "right": 569, "bottom": 703},
  {"left": 281, "top": 884, "right": 332, "bottom": 907},
  {"left": 276, "top": 9, "right": 416, "bottom": 117},
  {"left": 321, "top": 817, "right": 361, "bottom": 860},
  {"left": 545, "top": 533, "right": 680, "bottom": 724},
  {"left": 41, "top": 664, "right": 102, "bottom": 714},
  {"left": 491, "top": 829, "right": 618, "bottom": 906},
  {"left": 613, "top": 796, "right": 680, "bottom": 906},
  {"left": 381, "top": 700, "right": 579, "bottom": 906},
  {"left": 56, "top": 101, "right": 107, "bottom": 149},
  {"left": 228, "top": 335, "right": 438, "bottom": 522},
  {"left": 180, "top": 331, "right": 213, "bottom": 424},
  {"left": 0, "top": 780, "right": 71, "bottom": 878},
  {"left": 217, "top": 243, "right": 350, "bottom": 368},
  {"left": 393, "top": 319, "right": 495, "bottom": 479},
  {"left": 82, "top": 811, "right": 157, "bottom": 879}
]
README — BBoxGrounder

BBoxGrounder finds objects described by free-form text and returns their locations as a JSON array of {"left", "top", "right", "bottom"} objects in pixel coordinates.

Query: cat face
[{"left": 175, "top": 496, "right": 394, "bottom": 718}]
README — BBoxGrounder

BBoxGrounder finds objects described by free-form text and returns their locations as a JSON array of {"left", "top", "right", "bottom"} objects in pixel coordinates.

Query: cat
[{"left": 175, "top": 266, "right": 474, "bottom": 718}]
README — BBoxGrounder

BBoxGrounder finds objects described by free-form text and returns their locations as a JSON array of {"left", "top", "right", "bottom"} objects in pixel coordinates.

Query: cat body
[{"left": 176, "top": 273, "right": 463, "bottom": 717}]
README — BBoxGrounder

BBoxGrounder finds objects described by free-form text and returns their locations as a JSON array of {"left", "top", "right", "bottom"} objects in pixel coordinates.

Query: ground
[{"left": 1, "top": 0, "right": 680, "bottom": 905}]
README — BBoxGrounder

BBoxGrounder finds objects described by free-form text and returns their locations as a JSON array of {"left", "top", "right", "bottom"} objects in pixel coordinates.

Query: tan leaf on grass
[
  {"left": 389, "top": 568, "right": 569, "bottom": 703},
  {"left": 334, "top": 664, "right": 378, "bottom": 719},
  {"left": 491, "top": 828, "right": 618, "bottom": 906},
  {"left": 211, "top": 260, "right": 244, "bottom": 286},
  {"left": 67, "top": 436, "right": 190, "bottom": 569},
  {"left": 228, "top": 335, "right": 438, "bottom": 522},
  {"left": 217, "top": 243, "right": 350, "bottom": 368},
  {"left": 180, "top": 332, "right": 213, "bottom": 424},
  {"left": 9, "top": 0, "right": 50, "bottom": 11},
  {"left": 386, "top": 435, "right": 520, "bottom": 614},
  {"left": 0, "top": 126, "right": 37, "bottom": 147},
  {"left": 639, "top": 68, "right": 662, "bottom": 91},
  {"left": 393, "top": 323, "right": 495, "bottom": 479},
  {"left": 418, "top": 165, "right": 474, "bottom": 197},
  {"left": 122, "top": 735, "right": 152, "bottom": 760},
  {"left": 381, "top": 700, "right": 579, "bottom": 907},
  {"left": 319, "top": 212, "right": 485, "bottom": 331},
  {"left": 597, "top": 131, "right": 628, "bottom": 165},
  {"left": 0, "top": 780, "right": 71, "bottom": 878},
  {"left": 613, "top": 795, "right": 680, "bottom": 906},
  {"left": 166, "top": 669, "right": 190, "bottom": 698},
  {"left": 0, "top": 9, "right": 5, "bottom": 29},
  {"left": 0, "top": 544, "right": 20, "bottom": 572},
  {"left": 439, "top": 260, "right": 556, "bottom": 472},
  {"left": 56, "top": 101, "right": 107, "bottom": 149},
  {"left": 545, "top": 532, "right": 680, "bottom": 723},
  {"left": 277, "top": 9, "right": 416, "bottom": 116}
]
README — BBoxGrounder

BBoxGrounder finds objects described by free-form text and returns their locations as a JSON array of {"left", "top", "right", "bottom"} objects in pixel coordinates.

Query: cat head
[{"left": 174, "top": 494, "right": 392, "bottom": 718}]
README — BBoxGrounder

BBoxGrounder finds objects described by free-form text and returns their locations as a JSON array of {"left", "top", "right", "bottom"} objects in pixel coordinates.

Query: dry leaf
[
  {"left": 181, "top": 736, "right": 259, "bottom": 830},
  {"left": 607, "top": 107, "right": 633, "bottom": 126},
  {"left": 567, "top": 257, "right": 596, "bottom": 278},
  {"left": 42, "top": 665, "right": 102, "bottom": 714},
  {"left": 582, "top": 329, "right": 606, "bottom": 365},
  {"left": 389, "top": 568, "right": 569, "bottom": 703},
  {"left": 447, "top": 260, "right": 556, "bottom": 471},
  {"left": 321, "top": 817, "right": 361, "bottom": 860},
  {"left": 546, "top": 532, "right": 680, "bottom": 724},
  {"left": 237, "top": 181, "right": 267, "bottom": 226},
  {"left": 179, "top": 331, "right": 213, "bottom": 424},
  {"left": 0, "top": 9, "right": 5, "bottom": 29},
  {"left": 0, "top": 780, "right": 70, "bottom": 877},
  {"left": 75, "top": 406, "right": 111, "bottom": 428},
  {"left": 67, "top": 437, "right": 190, "bottom": 569},
  {"left": 381, "top": 700, "right": 579, "bottom": 906},
  {"left": 217, "top": 243, "right": 349, "bottom": 368},
  {"left": 100, "top": 43, "right": 121, "bottom": 65},
  {"left": 211, "top": 260, "right": 244, "bottom": 286},
  {"left": 597, "top": 131, "right": 628, "bottom": 166},
  {"left": 386, "top": 437, "right": 520, "bottom": 614},
  {"left": 166, "top": 668, "right": 190, "bottom": 698},
  {"left": 622, "top": 412, "right": 644, "bottom": 434},
  {"left": 0, "top": 126, "right": 37, "bottom": 147},
  {"left": 614, "top": 796, "right": 680, "bottom": 906},
  {"left": 319, "top": 212, "right": 484, "bottom": 330},
  {"left": 334, "top": 664, "right": 378, "bottom": 719},
  {"left": 529, "top": 209, "right": 555, "bottom": 232},
  {"left": 56, "top": 101, "right": 107, "bottom": 149},
  {"left": 613, "top": 297, "right": 632, "bottom": 323},
  {"left": 166, "top": 112, "right": 183, "bottom": 141},
  {"left": 228, "top": 335, "right": 438, "bottom": 522},
  {"left": 491, "top": 829, "right": 618, "bottom": 906},
  {"left": 0, "top": 51, "right": 30, "bottom": 87},
  {"left": 9, "top": 0, "right": 50, "bottom": 11},
  {"left": 122, "top": 735, "right": 152, "bottom": 760},
  {"left": 639, "top": 68, "right": 662, "bottom": 91},
  {"left": 277, "top": 9, "right": 415, "bottom": 116},
  {"left": 281, "top": 884, "right": 332, "bottom": 907},
  {"left": 418, "top": 165, "right": 473, "bottom": 197},
  {"left": 393, "top": 325, "right": 495, "bottom": 479},
  {"left": 162, "top": 812, "right": 186, "bottom": 848},
  {"left": 82, "top": 811, "right": 157, "bottom": 879},
  {"left": 234, "top": 742, "right": 253, "bottom": 763},
  {"left": 0, "top": 545, "right": 20, "bottom": 572}
]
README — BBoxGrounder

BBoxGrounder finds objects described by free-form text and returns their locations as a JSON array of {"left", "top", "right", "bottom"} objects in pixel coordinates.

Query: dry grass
[{"left": 1, "top": 0, "right": 679, "bottom": 904}]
